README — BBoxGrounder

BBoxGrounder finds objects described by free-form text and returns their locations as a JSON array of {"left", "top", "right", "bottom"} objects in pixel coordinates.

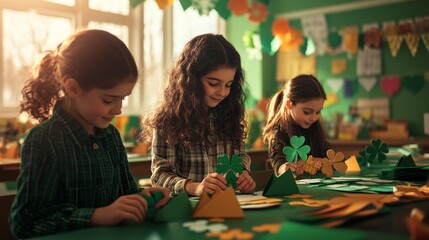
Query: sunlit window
[
  {"left": 45, "top": 0, "right": 75, "bottom": 6},
  {"left": 89, "top": 0, "right": 129, "bottom": 15},
  {"left": 88, "top": 21, "right": 129, "bottom": 46}
]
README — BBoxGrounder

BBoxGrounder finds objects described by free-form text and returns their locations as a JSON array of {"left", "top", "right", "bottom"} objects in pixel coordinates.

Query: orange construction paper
[
  {"left": 272, "top": 18, "right": 290, "bottom": 36},
  {"left": 193, "top": 187, "right": 244, "bottom": 218},
  {"left": 345, "top": 155, "right": 361, "bottom": 173},
  {"left": 248, "top": 1, "right": 268, "bottom": 23},
  {"left": 227, "top": 0, "right": 248, "bottom": 16},
  {"left": 154, "top": 0, "right": 173, "bottom": 10}
]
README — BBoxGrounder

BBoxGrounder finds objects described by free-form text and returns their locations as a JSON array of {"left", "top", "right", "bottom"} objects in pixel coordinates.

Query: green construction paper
[
  {"left": 299, "top": 37, "right": 309, "bottom": 55},
  {"left": 214, "top": 0, "right": 231, "bottom": 20},
  {"left": 216, "top": 154, "right": 244, "bottom": 188},
  {"left": 283, "top": 135, "right": 310, "bottom": 162},
  {"left": 142, "top": 194, "right": 156, "bottom": 218},
  {"left": 395, "top": 154, "right": 416, "bottom": 168},
  {"left": 402, "top": 75, "right": 424, "bottom": 93},
  {"left": 179, "top": 0, "right": 192, "bottom": 10},
  {"left": 129, "top": 0, "right": 145, "bottom": 8},
  {"left": 328, "top": 31, "right": 342, "bottom": 49},
  {"left": 154, "top": 192, "right": 193, "bottom": 222},
  {"left": 259, "top": 14, "right": 275, "bottom": 54},
  {"left": 262, "top": 169, "right": 300, "bottom": 197}
]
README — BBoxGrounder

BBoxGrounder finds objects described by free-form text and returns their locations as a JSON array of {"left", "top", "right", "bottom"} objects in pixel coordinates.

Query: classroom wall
[{"left": 227, "top": 0, "right": 429, "bottom": 136}]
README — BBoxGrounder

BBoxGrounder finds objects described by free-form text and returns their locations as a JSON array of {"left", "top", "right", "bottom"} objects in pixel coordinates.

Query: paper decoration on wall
[
  {"left": 155, "top": 192, "right": 193, "bottom": 222},
  {"left": 402, "top": 75, "right": 424, "bottom": 93},
  {"left": 279, "top": 28, "right": 304, "bottom": 52},
  {"left": 415, "top": 17, "right": 429, "bottom": 52},
  {"left": 214, "top": 0, "right": 231, "bottom": 20},
  {"left": 129, "top": 0, "right": 145, "bottom": 8},
  {"left": 358, "top": 77, "right": 377, "bottom": 92},
  {"left": 227, "top": 0, "right": 248, "bottom": 16},
  {"left": 192, "top": 0, "right": 217, "bottom": 15},
  {"left": 321, "top": 149, "right": 347, "bottom": 177},
  {"left": 331, "top": 59, "right": 347, "bottom": 74},
  {"left": 216, "top": 154, "right": 244, "bottom": 189},
  {"left": 395, "top": 154, "right": 416, "bottom": 168},
  {"left": 263, "top": 169, "right": 300, "bottom": 197},
  {"left": 381, "top": 75, "right": 401, "bottom": 97},
  {"left": 343, "top": 79, "right": 356, "bottom": 98},
  {"left": 326, "top": 78, "right": 344, "bottom": 93},
  {"left": 301, "top": 15, "right": 328, "bottom": 55},
  {"left": 356, "top": 139, "right": 389, "bottom": 166},
  {"left": 259, "top": 14, "right": 275, "bottom": 54},
  {"left": 154, "top": 0, "right": 174, "bottom": 9},
  {"left": 356, "top": 48, "right": 381, "bottom": 76},
  {"left": 327, "top": 30, "right": 343, "bottom": 54},
  {"left": 243, "top": 31, "right": 262, "bottom": 60},
  {"left": 341, "top": 26, "right": 359, "bottom": 55},
  {"left": 283, "top": 135, "right": 310, "bottom": 163},
  {"left": 272, "top": 18, "right": 290, "bottom": 36},
  {"left": 276, "top": 50, "right": 315, "bottom": 81},
  {"left": 363, "top": 24, "right": 383, "bottom": 48},
  {"left": 247, "top": 1, "right": 268, "bottom": 23},
  {"left": 345, "top": 155, "right": 361, "bottom": 173},
  {"left": 384, "top": 21, "right": 403, "bottom": 57},
  {"left": 399, "top": 20, "right": 420, "bottom": 57},
  {"left": 324, "top": 92, "right": 338, "bottom": 107},
  {"left": 193, "top": 187, "right": 244, "bottom": 218}
]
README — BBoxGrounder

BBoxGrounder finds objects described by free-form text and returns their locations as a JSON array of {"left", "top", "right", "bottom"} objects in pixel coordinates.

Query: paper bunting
[
  {"left": 215, "top": 0, "right": 231, "bottom": 20},
  {"left": 192, "top": 0, "right": 217, "bottom": 15},
  {"left": 326, "top": 78, "right": 344, "bottom": 93},
  {"left": 364, "top": 26, "right": 383, "bottom": 49},
  {"left": 324, "top": 92, "right": 338, "bottom": 107},
  {"left": 179, "top": 0, "right": 192, "bottom": 10},
  {"left": 321, "top": 149, "right": 347, "bottom": 177},
  {"left": 301, "top": 15, "right": 328, "bottom": 55},
  {"left": 341, "top": 26, "right": 358, "bottom": 55},
  {"left": 227, "top": 0, "right": 248, "bottom": 16},
  {"left": 399, "top": 20, "right": 420, "bottom": 56},
  {"left": 357, "top": 48, "right": 381, "bottom": 76},
  {"left": 343, "top": 79, "right": 356, "bottom": 98},
  {"left": 248, "top": 1, "right": 268, "bottom": 23},
  {"left": 381, "top": 75, "right": 401, "bottom": 97},
  {"left": 193, "top": 187, "right": 244, "bottom": 218},
  {"left": 154, "top": 0, "right": 174, "bottom": 10},
  {"left": 358, "top": 77, "right": 377, "bottom": 92},
  {"left": 384, "top": 22, "right": 403, "bottom": 57},
  {"left": 263, "top": 169, "right": 300, "bottom": 197},
  {"left": 421, "top": 33, "right": 429, "bottom": 52},
  {"left": 327, "top": 30, "right": 343, "bottom": 54},
  {"left": 272, "top": 18, "right": 290, "bottom": 36},
  {"left": 402, "top": 75, "right": 424, "bottom": 93}
]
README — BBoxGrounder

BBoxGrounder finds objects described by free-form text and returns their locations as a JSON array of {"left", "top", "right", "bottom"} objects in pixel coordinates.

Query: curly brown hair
[
  {"left": 20, "top": 29, "right": 138, "bottom": 122},
  {"left": 142, "top": 33, "right": 247, "bottom": 149}
]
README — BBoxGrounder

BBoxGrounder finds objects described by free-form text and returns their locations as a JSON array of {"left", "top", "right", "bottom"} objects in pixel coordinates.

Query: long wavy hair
[
  {"left": 143, "top": 33, "right": 247, "bottom": 149},
  {"left": 20, "top": 29, "right": 138, "bottom": 122},
  {"left": 263, "top": 74, "right": 329, "bottom": 156}
]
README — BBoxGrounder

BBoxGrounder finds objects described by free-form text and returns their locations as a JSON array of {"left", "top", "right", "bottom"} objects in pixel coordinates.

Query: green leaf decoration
[
  {"left": 282, "top": 135, "right": 310, "bottom": 163},
  {"left": 356, "top": 150, "right": 369, "bottom": 166},
  {"left": 216, "top": 154, "right": 243, "bottom": 188},
  {"left": 367, "top": 139, "right": 389, "bottom": 163}
]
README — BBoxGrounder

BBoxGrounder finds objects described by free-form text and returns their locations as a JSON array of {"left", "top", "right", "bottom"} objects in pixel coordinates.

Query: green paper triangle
[
  {"left": 214, "top": 0, "right": 231, "bottom": 20},
  {"left": 154, "top": 192, "right": 193, "bottom": 222},
  {"left": 262, "top": 169, "right": 300, "bottom": 197},
  {"left": 179, "top": 0, "right": 192, "bottom": 10},
  {"left": 395, "top": 154, "right": 416, "bottom": 168}
]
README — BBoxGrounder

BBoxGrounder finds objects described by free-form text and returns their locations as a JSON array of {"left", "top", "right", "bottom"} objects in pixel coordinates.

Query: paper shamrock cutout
[
  {"left": 155, "top": 192, "right": 193, "bottom": 222},
  {"left": 216, "top": 154, "right": 244, "bottom": 189},
  {"left": 193, "top": 187, "right": 244, "bottom": 218},
  {"left": 263, "top": 169, "right": 300, "bottom": 197},
  {"left": 395, "top": 154, "right": 416, "bottom": 168},
  {"left": 283, "top": 135, "right": 311, "bottom": 163},
  {"left": 357, "top": 139, "right": 389, "bottom": 166},
  {"left": 192, "top": 0, "right": 217, "bottom": 15},
  {"left": 141, "top": 191, "right": 164, "bottom": 219},
  {"left": 299, "top": 155, "right": 322, "bottom": 175},
  {"left": 321, "top": 149, "right": 347, "bottom": 177}
]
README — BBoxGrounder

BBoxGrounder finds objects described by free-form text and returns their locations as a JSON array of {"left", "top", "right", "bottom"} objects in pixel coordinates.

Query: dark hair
[
  {"left": 263, "top": 74, "right": 329, "bottom": 156},
  {"left": 143, "top": 33, "right": 246, "bottom": 148},
  {"left": 20, "top": 29, "right": 138, "bottom": 122}
]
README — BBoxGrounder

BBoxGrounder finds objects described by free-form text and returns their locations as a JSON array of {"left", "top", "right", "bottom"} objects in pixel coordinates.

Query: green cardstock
[
  {"left": 262, "top": 169, "right": 300, "bottom": 197},
  {"left": 395, "top": 154, "right": 416, "bottom": 168},
  {"left": 154, "top": 192, "right": 193, "bottom": 222},
  {"left": 216, "top": 154, "right": 244, "bottom": 189}
]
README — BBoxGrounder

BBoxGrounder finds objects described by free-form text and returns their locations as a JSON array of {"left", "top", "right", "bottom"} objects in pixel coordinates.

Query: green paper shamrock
[
  {"left": 216, "top": 154, "right": 244, "bottom": 188},
  {"left": 283, "top": 135, "right": 310, "bottom": 163},
  {"left": 356, "top": 150, "right": 370, "bottom": 167},
  {"left": 366, "top": 139, "right": 389, "bottom": 163}
]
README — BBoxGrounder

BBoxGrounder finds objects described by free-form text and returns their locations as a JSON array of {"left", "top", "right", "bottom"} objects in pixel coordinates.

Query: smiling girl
[{"left": 142, "top": 33, "right": 255, "bottom": 196}]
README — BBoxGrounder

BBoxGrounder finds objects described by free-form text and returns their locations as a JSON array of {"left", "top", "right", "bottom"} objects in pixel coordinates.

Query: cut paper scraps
[
  {"left": 155, "top": 191, "right": 193, "bottom": 222},
  {"left": 357, "top": 139, "right": 389, "bottom": 166},
  {"left": 193, "top": 187, "right": 244, "bottom": 218},
  {"left": 216, "top": 154, "right": 244, "bottom": 189},
  {"left": 381, "top": 75, "right": 401, "bottom": 97},
  {"left": 263, "top": 169, "right": 300, "bottom": 197},
  {"left": 183, "top": 219, "right": 228, "bottom": 233},
  {"left": 252, "top": 223, "right": 281, "bottom": 234},
  {"left": 321, "top": 149, "right": 347, "bottom": 177},
  {"left": 358, "top": 77, "right": 377, "bottom": 92},
  {"left": 345, "top": 155, "right": 361, "bottom": 173},
  {"left": 206, "top": 228, "right": 254, "bottom": 239}
]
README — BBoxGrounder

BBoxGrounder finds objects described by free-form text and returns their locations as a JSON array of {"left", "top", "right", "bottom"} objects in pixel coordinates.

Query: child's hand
[
  {"left": 236, "top": 170, "right": 255, "bottom": 193},
  {"left": 91, "top": 194, "right": 148, "bottom": 226},
  {"left": 194, "top": 173, "right": 227, "bottom": 196},
  {"left": 140, "top": 187, "right": 170, "bottom": 208}
]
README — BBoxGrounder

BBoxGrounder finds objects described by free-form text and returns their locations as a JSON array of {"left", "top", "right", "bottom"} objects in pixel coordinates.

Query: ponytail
[
  {"left": 20, "top": 50, "right": 62, "bottom": 122},
  {"left": 262, "top": 90, "right": 286, "bottom": 144}
]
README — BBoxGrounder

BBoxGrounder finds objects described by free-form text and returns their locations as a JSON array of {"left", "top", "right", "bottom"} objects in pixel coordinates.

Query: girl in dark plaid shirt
[
  {"left": 10, "top": 29, "right": 170, "bottom": 239},
  {"left": 143, "top": 34, "right": 256, "bottom": 196}
]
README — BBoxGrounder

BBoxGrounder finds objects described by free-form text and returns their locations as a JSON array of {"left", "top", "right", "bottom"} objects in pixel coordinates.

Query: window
[{"left": 0, "top": 0, "right": 223, "bottom": 118}]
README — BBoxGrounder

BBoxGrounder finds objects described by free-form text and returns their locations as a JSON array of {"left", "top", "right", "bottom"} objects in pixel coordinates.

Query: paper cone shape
[
  {"left": 345, "top": 155, "right": 361, "bottom": 173},
  {"left": 193, "top": 187, "right": 244, "bottom": 218},
  {"left": 404, "top": 33, "right": 420, "bottom": 57},
  {"left": 155, "top": 192, "right": 193, "bottom": 222},
  {"left": 262, "top": 169, "right": 299, "bottom": 197},
  {"left": 386, "top": 35, "right": 403, "bottom": 57},
  {"left": 395, "top": 154, "right": 416, "bottom": 168}
]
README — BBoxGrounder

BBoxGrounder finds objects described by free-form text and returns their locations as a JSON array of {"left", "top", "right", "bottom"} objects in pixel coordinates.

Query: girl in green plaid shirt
[
  {"left": 9, "top": 29, "right": 170, "bottom": 239},
  {"left": 143, "top": 34, "right": 256, "bottom": 196}
]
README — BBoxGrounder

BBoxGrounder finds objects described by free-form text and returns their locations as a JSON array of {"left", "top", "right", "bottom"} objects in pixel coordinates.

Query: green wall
[{"left": 227, "top": 0, "right": 429, "bottom": 136}]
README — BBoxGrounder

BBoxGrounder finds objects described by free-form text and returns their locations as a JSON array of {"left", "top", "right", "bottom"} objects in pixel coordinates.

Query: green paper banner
[
  {"left": 215, "top": 0, "right": 231, "bottom": 20},
  {"left": 179, "top": 0, "right": 192, "bottom": 11}
]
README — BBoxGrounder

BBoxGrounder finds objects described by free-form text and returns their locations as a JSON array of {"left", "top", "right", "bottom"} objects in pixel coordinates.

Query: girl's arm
[{"left": 267, "top": 131, "right": 288, "bottom": 176}]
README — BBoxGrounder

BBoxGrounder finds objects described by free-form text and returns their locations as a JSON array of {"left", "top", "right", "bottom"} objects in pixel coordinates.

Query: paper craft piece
[
  {"left": 345, "top": 155, "right": 361, "bottom": 173},
  {"left": 363, "top": 25, "right": 383, "bottom": 49},
  {"left": 328, "top": 31, "right": 343, "bottom": 52},
  {"left": 358, "top": 77, "right": 377, "bottom": 92},
  {"left": 421, "top": 33, "right": 429, "bottom": 52},
  {"left": 193, "top": 187, "right": 244, "bottom": 218},
  {"left": 214, "top": 0, "right": 231, "bottom": 20},
  {"left": 276, "top": 50, "right": 316, "bottom": 81},
  {"left": 399, "top": 20, "right": 420, "bottom": 56},
  {"left": 356, "top": 48, "right": 381, "bottom": 76},
  {"left": 341, "top": 26, "right": 358, "bottom": 55},
  {"left": 324, "top": 92, "right": 338, "bottom": 107},
  {"left": 321, "top": 149, "right": 347, "bottom": 177},
  {"left": 272, "top": 18, "right": 290, "bottom": 36},
  {"left": 298, "top": 155, "right": 322, "bottom": 175},
  {"left": 366, "top": 139, "right": 389, "bottom": 163},
  {"left": 206, "top": 229, "right": 254, "bottom": 239},
  {"left": 253, "top": 223, "right": 281, "bottom": 233},
  {"left": 402, "top": 75, "right": 424, "bottom": 93},
  {"left": 301, "top": 15, "right": 328, "bottom": 55},
  {"left": 129, "top": 0, "right": 145, "bottom": 8},
  {"left": 331, "top": 59, "right": 347, "bottom": 75},
  {"left": 216, "top": 154, "right": 244, "bottom": 189},
  {"left": 283, "top": 135, "right": 310, "bottom": 163},
  {"left": 327, "top": 78, "right": 344, "bottom": 93},
  {"left": 192, "top": 0, "right": 216, "bottom": 15},
  {"left": 384, "top": 21, "right": 403, "bottom": 57},
  {"left": 155, "top": 192, "right": 193, "bottom": 222},
  {"left": 381, "top": 75, "right": 401, "bottom": 97},
  {"left": 395, "top": 155, "right": 416, "bottom": 168},
  {"left": 263, "top": 169, "right": 300, "bottom": 197},
  {"left": 183, "top": 220, "right": 228, "bottom": 233},
  {"left": 141, "top": 191, "right": 164, "bottom": 219},
  {"left": 247, "top": 1, "right": 268, "bottom": 23},
  {"left": 227, "top": 0, "right": 248, "bottom": 16}
]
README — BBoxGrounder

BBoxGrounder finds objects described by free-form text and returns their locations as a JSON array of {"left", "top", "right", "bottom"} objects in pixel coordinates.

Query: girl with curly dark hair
[{"left": 142, "top": 33, "right": 255, "bottom": 196}]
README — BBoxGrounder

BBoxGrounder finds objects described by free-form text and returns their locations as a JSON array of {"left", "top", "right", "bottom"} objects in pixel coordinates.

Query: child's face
[
  {"left": 71, "top": 80, "right": 135, "bottom": 134},
  {"left": 201, "top": 67, "right": 236, "bottom": 108},
  {"left": 287, "top": 98, "right": 324, "bottom": 129}
]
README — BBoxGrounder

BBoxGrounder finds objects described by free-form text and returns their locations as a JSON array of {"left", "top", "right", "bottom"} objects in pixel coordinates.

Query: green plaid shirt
[{"left": 9, "top": 103, "right": 139, "bottom": 239}]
